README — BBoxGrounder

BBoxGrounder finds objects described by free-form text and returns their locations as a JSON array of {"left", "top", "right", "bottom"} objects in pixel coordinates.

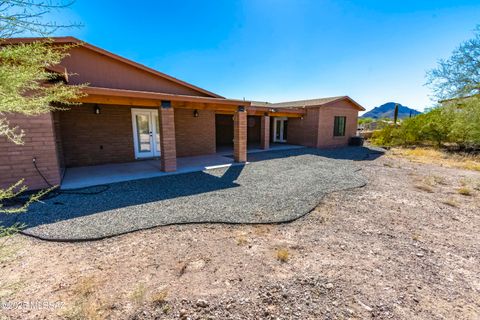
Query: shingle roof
[
  {"left": 249, "top": 96, "right": 365, "bottom": 111},
  {"left": 269, "top": 96, "right": 347, "bottom": 108}
]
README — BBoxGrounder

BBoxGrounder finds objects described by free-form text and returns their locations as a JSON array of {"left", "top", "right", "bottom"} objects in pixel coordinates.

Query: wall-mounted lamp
[
  {"left": 269, "top": 108, "right": 277, "bottom": 113},
  {"left": 94, "top": 104, "right": 101, "bottom": 115},
  {"left": 193, "top": 109, "right": 199, "bottom": 117},
  {"left": 161, "top": 100, "right": 171, "bottom": 109},
  {"left": 238, "top": 106, "right": 245, "bottom": 112}
]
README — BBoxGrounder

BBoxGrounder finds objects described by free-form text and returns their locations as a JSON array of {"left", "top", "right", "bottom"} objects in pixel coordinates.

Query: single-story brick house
[{"left": 0, "top": 37, "right": 365, "bottom": 190}]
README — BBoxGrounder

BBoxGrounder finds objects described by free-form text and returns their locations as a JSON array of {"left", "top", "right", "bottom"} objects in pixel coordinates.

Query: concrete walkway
[{"left": 2, "top": 147, "right": 383, "bottom": 241}]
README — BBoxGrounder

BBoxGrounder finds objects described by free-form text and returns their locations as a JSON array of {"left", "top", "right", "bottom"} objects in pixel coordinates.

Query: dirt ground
[{"left": 1, "top": 151, "right": 479, "bottom": 319}]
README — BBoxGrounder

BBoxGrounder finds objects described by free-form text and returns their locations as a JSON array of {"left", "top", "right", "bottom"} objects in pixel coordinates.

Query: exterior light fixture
[
  {"left": 193, "top": 109, "right": 199, "bottom": 117},
  {"left": 270, "top": 108, "right": 276, "bottom": 113},
  {"left": 238, "top": 106, "right": 245, "bottom": 112},
  {"left": 94, "top": 104, "right": 101, "bottom": 114},
  {"left": 161, "top": 100, "right": 171, "bottom": 108}
]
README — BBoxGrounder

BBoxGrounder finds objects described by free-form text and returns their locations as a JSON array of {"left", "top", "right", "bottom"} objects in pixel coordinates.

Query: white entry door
[
  {"left": 273, "top": 117, "right": 288, "bottom": 143},
  {"left": 131, "top": 109, "right": 161, "bottom": 159}
]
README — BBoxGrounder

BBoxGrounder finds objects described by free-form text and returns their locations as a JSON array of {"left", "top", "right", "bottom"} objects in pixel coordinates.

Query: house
[{"left": 0, "top": 37, "right": 365, "bottom": 190}]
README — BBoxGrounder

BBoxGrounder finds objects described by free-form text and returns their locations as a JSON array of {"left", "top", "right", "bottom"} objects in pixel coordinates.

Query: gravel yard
[
  {"left": 2, "top": 147, "right": 372, "bottom": 241},
  {"left": 0, "top": 148, "right": 479, "bottom": 319}
]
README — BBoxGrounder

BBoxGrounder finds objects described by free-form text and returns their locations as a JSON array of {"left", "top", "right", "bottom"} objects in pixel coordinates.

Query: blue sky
[{"left": 50, "top": 0, "right": 480, "bottom": 112}]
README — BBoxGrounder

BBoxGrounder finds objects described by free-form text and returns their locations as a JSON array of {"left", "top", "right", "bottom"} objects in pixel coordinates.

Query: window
[{"left": 333, "top": 116, "right": 346, "bottom": 136}]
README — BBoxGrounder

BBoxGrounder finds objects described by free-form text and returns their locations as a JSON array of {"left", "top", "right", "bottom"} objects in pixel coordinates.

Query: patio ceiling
[{"left": 77, "top": 86, "right": 305, "bottom": 117}]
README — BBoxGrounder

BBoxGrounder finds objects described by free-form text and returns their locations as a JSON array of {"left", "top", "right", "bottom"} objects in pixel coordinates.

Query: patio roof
[
  {"left": 77, "top": 86, "right": 250, "bottom": 112},
  {"left": 78, "top": 86, "right": 306, "bottom": 117}
]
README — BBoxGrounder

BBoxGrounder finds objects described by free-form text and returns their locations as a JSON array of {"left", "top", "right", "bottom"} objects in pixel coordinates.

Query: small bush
[
  {"left": 458, "top": 187, "right": 472, "bottom": 196},
  {"left": 276, "top": 248, "right": 290, "bottom": 262},
  {"left": 433, "top": 175, "right": 447, "bottom": 185},
  {"left": 415, "top": 183, "right": 434, "bottom": 193},
  {"left": 130, "top": 283, "right": 147, "bottom": 304},
  {"left": 151, "top": 289, "right": 168, "bottom": 305},
  {"left": 442, "top": 198, "right": 459, "bottom": 207},
  {"left": 236, "top": 235, "right": 248, "bottom": 246}
]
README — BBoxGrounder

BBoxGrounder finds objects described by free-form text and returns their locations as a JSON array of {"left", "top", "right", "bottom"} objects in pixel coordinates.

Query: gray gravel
[{"left": 1, "top": 147, "right": 380, "bottom": 241}]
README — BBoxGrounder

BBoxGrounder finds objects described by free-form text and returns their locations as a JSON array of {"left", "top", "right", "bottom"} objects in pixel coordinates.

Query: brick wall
[
  {"left": 0, "top": 113, "right": 61, "bottom": 190},
  {"left": 317, "top": 101, "right": 358, "bottom": 148},
  {"left": 247, "top": 116, "right": 261, "bottom": 143},
  {"left": 285, "top": 101, "right": 359, "bottom": 148},
  {"left": 174, "top": 108, "right": 216, "bottom": 157},
  {"left": 58, "top": 104, "right": 217, "bottom": 168},
  {"left": 286, "top": 109, "right": 319, "bottom": 147},
  {"left": 58, "top": 104, "right": 135, "bottom": 167}
]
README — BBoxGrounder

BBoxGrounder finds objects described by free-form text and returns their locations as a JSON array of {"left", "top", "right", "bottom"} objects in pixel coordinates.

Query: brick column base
[
  {"left": 234, "top": 110, "right": 247, "bottom": 163},
  {"left": 159, "top": 106, "right": 177, "bottom": 172},
  {"left": 260, "top": 115, "right": 270, "bottom": 149}
]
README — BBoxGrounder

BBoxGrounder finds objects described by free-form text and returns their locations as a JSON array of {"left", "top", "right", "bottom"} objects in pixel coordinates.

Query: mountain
[{"left": 361, "top": 102, "right": 421, "bottom": 119}]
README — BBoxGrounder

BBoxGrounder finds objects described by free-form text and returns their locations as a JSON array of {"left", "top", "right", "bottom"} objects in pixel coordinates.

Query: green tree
[
  {"left": 0, "top": 0, "right": 83, "bottom": 217},
  {"left": 426, "top": 25, "right": 480, "bottom": 100}
]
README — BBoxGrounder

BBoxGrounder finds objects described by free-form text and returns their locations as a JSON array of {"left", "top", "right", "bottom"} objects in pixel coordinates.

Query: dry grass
[
  {"left": 442, "top": 198, "right": 459, "bottom": 207},
  {"left": 390, "top": 148, "right": 480, "bottom": 171},
  {"left": 130, "top": 283, "right": 147, "bottom": 304},
  {"left": 414, "top": 183, "right": 434, "bottom": 193},
  {"left": 236, "top": 235, "right": 248, "bottom": 246},
  {"left": 458, "top": 187, "right": 472, "bottom": 196},
  {"left": 63, "top": 276, "right": 105, "bottom": 320},
  {"left": 433, "top": 175, "right": 448, "bottom": 185},
  {"left": 276, "top": 248, "right": 290, "bottom": 262},
  {"left": 151, "top": 289, "right": 168, "bottom": 305}
]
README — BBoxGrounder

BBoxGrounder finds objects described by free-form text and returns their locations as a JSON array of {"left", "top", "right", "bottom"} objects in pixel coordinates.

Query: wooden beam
[{"left": 78, "top": 95, "right": 160, "bottom": 107}]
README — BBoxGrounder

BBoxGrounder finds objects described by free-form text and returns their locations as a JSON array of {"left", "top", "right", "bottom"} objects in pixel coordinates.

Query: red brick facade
[
  {"left": 174, "top": 108, "right": 215, "bottom": 157},
  {"left": 316, "top": 100, "right": 359, "bottom": 148},
  {"left": 286, "top": 100, "right": 359, "bottom": 148},
  {"left": 0, "top": 38, "right": 362, "bottom": 190},
  {"left": 58, "top": 104, "right": 135, "bottom": 167},
  {"left": 0, "top": 113, "right": 61, "bottom": 190},
  {"left": 286, "top": 108, "right": 319, "bottom": 147}
]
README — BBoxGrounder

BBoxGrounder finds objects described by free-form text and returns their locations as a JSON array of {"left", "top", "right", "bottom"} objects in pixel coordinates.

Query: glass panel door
[
  {"left": 273, "top": 118, "right": 287, "bottom": 143},
  {"left": 132, "top": 109, "right": 160, "bottom": 159},
  {"left": 136, "top": 114, "right": 151, "bottom": 153},
  {"left": 275, "top": 119, "right": 281, "bottom": 141}
]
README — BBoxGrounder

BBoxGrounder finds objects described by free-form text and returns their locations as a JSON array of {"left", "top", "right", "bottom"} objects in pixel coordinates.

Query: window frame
[{"left": 333, "top": 116, "right": 346, "bottom": 137}]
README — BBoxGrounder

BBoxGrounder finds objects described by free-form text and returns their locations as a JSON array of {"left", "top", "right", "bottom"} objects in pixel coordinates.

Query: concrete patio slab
[{"left": 61, "top": 154, "right": 236, "bottom": 189}]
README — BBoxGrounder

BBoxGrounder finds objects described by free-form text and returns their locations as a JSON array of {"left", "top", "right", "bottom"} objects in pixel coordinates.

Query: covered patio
[
  {"left": 61, "top": 143, "right": 305, "bottom": 189},
  {"left": 53, "top": 87, "right": 306, "bottom": 189}
]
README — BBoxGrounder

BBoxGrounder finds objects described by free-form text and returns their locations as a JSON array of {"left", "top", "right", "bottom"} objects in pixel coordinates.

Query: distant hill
[{"left": 361, "top": 102, "right": 421, "bottom": 119}]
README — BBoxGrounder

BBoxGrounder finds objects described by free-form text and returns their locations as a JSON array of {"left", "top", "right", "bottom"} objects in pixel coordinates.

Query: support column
[
  {"left": 159, "top": 100, "right": 177, "bottom": 172},
  {"left": 234, "top": 106, "right": 247, "bottom": 163},
  {"left": 260, "top": 114, "right": 270, "bottom": 149}
]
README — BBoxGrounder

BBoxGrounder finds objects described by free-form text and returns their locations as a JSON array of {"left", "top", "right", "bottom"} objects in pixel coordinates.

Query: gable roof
[
  {"left": 3, "top": 36, "right": 223, "bottom": 98},
  {"left": 251, "top": 96, "right": 365, "bottom": 111}
]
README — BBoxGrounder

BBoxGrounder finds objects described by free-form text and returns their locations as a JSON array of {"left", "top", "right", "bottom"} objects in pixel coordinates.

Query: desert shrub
[{"left": 372, "top": 98, "right": 480, "bottom": 148}]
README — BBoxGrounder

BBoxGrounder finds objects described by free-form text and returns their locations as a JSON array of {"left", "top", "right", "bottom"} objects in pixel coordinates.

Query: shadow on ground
[{"left": 0, "top": 146, "right": 383, "bottom": 241}]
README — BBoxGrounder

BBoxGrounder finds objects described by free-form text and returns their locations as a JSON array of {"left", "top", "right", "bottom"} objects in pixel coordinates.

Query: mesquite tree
[{"left": 0, "top": 0, "right": 83, "bottom": 216}]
